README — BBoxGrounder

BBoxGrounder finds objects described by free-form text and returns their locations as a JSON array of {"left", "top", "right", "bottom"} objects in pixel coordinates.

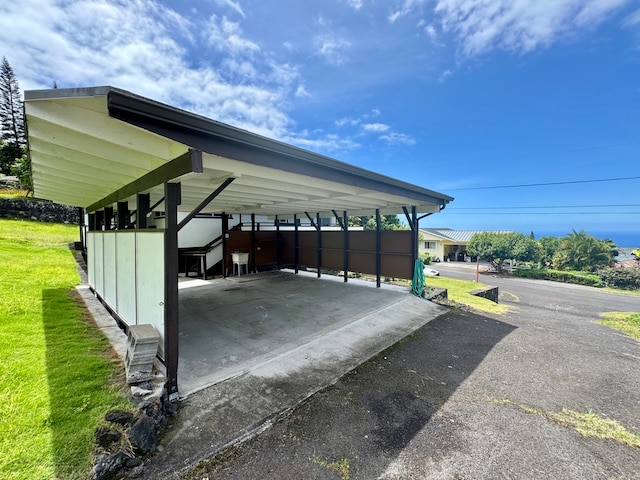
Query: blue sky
[{"left": 2, "top": 0, "right": 639, "bottom": 244}]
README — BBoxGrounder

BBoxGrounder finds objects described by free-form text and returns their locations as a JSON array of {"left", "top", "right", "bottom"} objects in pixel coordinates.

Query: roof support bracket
[
  {"left": 331, "top": 209, "right": 346, "bottom": 230},
  {"left": 177, "top": 177, "right": 235, "bottom": 231},
  {"left": 304, "top": 212, "right": 319, "bottom": 231}
]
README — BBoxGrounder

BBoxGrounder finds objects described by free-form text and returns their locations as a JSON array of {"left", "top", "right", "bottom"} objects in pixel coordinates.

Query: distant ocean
[{"left": 534, "top": 231, "right": 639, "bottom": 249}]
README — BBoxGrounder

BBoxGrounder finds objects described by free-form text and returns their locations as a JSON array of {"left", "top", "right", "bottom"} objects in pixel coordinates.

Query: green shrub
[
  {"left": 512, "top": 268, "right": 603, "bottom": 287},
  {"left": 419, "top": 253, "right": 431, "bottom": 265},
  {"left": 597, "top": 267, "right": 640, "bottom": 290}
]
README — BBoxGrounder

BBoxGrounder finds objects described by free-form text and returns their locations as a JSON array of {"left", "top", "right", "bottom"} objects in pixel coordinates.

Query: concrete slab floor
[
  {"left": 177, "top": 270, "right": 434, "bottom": 396},
  {"left": 143, "top": 270, "right": 448, "bottom": 477}
]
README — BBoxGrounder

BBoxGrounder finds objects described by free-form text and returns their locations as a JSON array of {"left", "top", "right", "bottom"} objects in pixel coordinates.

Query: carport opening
[{"left": 176, "top": 269, "right": 417, "bottom": 397}]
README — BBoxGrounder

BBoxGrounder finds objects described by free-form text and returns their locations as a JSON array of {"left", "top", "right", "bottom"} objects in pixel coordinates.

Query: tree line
[
  {"left": 0, "top": 56, "right": 30, "bottom": 191},
  {"left": 467, "top": 230, "right": 619, "bottom": 273}
]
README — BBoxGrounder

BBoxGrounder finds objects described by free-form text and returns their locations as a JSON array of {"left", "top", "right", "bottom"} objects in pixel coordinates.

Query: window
[{"left": 424, "top": 241, "right": 437, "bottom": 249}]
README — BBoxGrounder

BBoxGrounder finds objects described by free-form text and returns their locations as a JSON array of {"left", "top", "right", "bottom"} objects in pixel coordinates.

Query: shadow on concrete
[{"left": 184, "top": 309, "right": 517, "bottom": 479}]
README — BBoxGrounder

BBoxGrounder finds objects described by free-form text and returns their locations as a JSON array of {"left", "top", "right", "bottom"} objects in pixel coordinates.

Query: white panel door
[
  {"left": 136, "top": 232, "right": 165, "bottom": 355},
  {"left": 115, "top": 232, "right": 137, "bottom": 326}
]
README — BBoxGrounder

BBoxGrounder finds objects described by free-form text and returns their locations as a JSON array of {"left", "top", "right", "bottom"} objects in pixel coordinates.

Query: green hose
[{"left": 411, "top": 258, "right": 428, "bottom": 298}]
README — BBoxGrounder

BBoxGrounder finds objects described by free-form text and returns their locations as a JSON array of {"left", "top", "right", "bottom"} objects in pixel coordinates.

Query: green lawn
[
  {"left": 425, "top": 276, "right": 510, "bottom": 315},
  {"left": 599, "top": 312, "right": 640, "bottom": 342},
  {"left": 0, "top": 219, "right": 133, "bottom": 480}
]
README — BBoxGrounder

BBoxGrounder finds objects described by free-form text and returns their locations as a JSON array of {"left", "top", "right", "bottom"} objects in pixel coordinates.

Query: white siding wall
[{"left": 87, "top": 230, "right": 165, "bottom": 355}]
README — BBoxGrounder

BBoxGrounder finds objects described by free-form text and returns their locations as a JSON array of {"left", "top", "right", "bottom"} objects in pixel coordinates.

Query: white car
[{"left": 423, "top": 266, "right": 440, "bottom": 276}]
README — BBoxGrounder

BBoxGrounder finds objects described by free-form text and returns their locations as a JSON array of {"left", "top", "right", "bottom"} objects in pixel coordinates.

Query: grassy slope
[
  {"left": 0, "top": 219, "right": 132, "bottom": 480},
  {"left": 426, "top": 276, "right": 510, "bottom": 315}
]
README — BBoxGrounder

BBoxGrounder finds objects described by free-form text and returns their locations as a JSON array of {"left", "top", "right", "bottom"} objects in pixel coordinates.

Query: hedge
[
  {"left": 512, "top": 268, "right": 603, "bottom": 287},
  {"left": 597, "top": 267, "right": 640, "bottom": 291}
]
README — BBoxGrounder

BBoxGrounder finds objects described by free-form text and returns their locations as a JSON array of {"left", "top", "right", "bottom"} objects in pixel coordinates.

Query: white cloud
[
  {"left": 0, "top": 0, "right": 307, "bottom": 141},
  {"left": 315, "top": 33, "right": 351, "bottom": 65},
  {"left": 335, "top": 116, "right": 361, "bottom": 127},
  {"left": 389, "top": 0, "right": 428, "bottom": 23},
  {"left": 206, "top": 15, "right": 260, "bottom": 53},
  {"left": 379, "top": 132, "right": 416, "bottom": 145},
  {"left": 295, "top": 85, "right": 310, "bottom": 97},
  {"left": 343, "top": 0, "right": 364, "bottom": 11},
  {"left": 623, "top": 7, "right": 640, "bottom": 26},
  {"left": 362, "top": 122, "right": 391, "bottom": 133},
  {"left": 434, "top": 0, "right": 631, "bottom": 56},
  {"left": 213, "top": 0, "right": 245, "bottom": 18}
]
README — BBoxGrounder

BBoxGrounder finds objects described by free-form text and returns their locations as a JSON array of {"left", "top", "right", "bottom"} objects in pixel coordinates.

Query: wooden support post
[
  {"left": 164, "top": 182, "right": 180, "bottom": 401},
  {"left": 376, "top": 208, "right": 381, "bottom": 288},
  {"left": 294, "top": 214, "right": 299, "bottom": 274},
  {"left": 343, "top": 210, "right": 349, "bottom": 283},
  {"left": 95, "top": 210, "right": 104, "bottom": 231},
  {"left": 88, "top": 212, "right": 96, "bottom": 231},
  {"left": 275, "top": 215, "right": 280, "bottom": 270},
  {"left": 317, "top": 212, "right": 322, "bottom": 279},
  {"left": 136, "top": 193, "right": 150, "bottom": 229},
  {"left": 411, "top": 205, "right": 418, "bottom": 267},
  {"left": 251, "top": 213, "right": 257, "bottom": 274},
  {"left": 117, "top": 202, "right": 128, "bottom": 230},
  {"left": 104, "top": 206, "right": 114, "bottom": 230},
  {"left": 221, "top": 212, "right": 228, "bottom": 278}
]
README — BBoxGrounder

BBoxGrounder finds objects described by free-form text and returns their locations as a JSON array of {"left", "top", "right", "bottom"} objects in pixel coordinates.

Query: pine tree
[{"left": 0, "top": 57, "right": 26, "bottom": 147}]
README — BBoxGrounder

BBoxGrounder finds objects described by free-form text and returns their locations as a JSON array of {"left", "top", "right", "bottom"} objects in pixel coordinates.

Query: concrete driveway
[
  {"left": 171, "top": 266, "right": 640, "bottom": 479},
  {"left": 143, "top": 270, "right": 448, "bottom": 477}
]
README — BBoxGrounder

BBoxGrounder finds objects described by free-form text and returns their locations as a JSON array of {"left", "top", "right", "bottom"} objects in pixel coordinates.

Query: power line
[
  {"left": 447, "top": 176, "right": 640, "bottom": 191},
  {"left": 443, "top": 212, "right": 640, "bottom": 215},
  {"left": 449, "top": 203, "right": 640, "bottom": 210}
]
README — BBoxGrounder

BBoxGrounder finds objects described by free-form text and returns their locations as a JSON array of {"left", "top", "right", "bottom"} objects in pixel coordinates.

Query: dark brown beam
[{"left": 87, "top": 149, "right": 202, "bottom": 213}]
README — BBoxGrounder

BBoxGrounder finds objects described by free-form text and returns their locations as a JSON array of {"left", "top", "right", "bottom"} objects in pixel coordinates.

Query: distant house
[{"left": 419, "top": 228, "right": 513, "bottom": 262}]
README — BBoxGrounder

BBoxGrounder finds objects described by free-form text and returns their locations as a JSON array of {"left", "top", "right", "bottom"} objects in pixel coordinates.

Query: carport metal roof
[{"left": 24, "top": 86, "right": 453, "bottom": 216}]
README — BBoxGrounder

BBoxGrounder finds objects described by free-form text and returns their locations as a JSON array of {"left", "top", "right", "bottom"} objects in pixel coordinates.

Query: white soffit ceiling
[{"left": 25, "top": 87, "right": 452, "bottom": 217}]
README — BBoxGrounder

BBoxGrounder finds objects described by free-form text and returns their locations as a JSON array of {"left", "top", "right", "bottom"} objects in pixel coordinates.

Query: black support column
[
  {"left": 164, "top": 182, "right": 181, "bottom": 401},
  {"left": 343, "top": 211, "right": 349, "bottom": 283},
  {"left": 376, "top": 208, "right": 381, "bottom": 288},
  {"left": 221, "top": 213, "right": 228, "bottom": 278},
  {"left": 117, "top": 202, "right": 128, "bottom": 230},
  {"left": 137, "top": 193, "right": 150, "bottom": 229},
  {"left": 316, "top": 212, "right": 322, "bottom": 278},
  {"left": 104, "top": 206, "right": 114, "bottom": 230},
  {"left": 294, "top": 214, "right": 299, "bottom": 273}
]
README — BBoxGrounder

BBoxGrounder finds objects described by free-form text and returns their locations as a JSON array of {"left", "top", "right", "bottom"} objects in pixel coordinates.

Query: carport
[{"left": 25, "top": 86, "right": 453, "bottom": 400}]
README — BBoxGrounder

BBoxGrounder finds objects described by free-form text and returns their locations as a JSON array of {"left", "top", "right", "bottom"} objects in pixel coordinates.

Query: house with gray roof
[{"left": 419, "top": 228, "right": 513, "bottom": 262}]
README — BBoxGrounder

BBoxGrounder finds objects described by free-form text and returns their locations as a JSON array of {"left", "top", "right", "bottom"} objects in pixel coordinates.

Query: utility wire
[
  {"left": 447, "top": 176, "right": 640, "bottom": 191},
  {"left": 449, "top": 203, "right": 640, "bottom": 210},
  {"left": 443, "top": 212, "right": 640, "bottom": 215}
]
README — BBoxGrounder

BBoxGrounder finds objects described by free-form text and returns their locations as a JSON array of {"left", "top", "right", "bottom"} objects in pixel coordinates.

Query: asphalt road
[{"left": 181, "top": 266, "right": 640, "bottom": 479}]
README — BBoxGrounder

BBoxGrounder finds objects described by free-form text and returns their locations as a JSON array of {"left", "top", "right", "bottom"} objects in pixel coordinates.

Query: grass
[
  {"left": 603, "top": 287, "right": 640, "bottom": 297},
  {"left": 491, "top": 398, "right": 640, "bottom": 449},
  {"left": 0, "top": 219, "right": 133, "bottom": 480},
  {"left": 599, "top": 312, "right": 640, "bottom": 342},
  {"left": 311, "top": 455, "right": 351, "bottom": 480},
  {"left": 0, "top": 188, "right": 29, "bottom": 198},
  {"left": 425, "top": 276, "right": 510, "bottom": 315}
]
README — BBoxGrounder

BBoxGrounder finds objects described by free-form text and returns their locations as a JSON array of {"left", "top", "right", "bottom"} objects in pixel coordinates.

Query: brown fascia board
[
  {"left": 105, "top": 88, "right": 454, "bottom": 210},
  {"left": 24, "top": 86, "right": 453, "bottom": 210}
]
